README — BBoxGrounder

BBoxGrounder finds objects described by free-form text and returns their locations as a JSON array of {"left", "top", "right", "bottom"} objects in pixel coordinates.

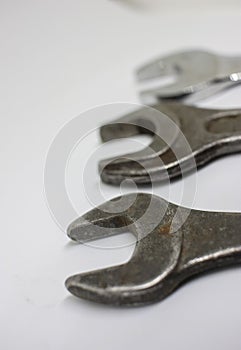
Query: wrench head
[
  {"left": 99, "top": 102, "right": 241, "bottom": 185},
  {"left": 99, "top": 104, "right": 181, "bottom": 184},
  {"left": 137, "top": 49, "right": 241, "bottom": 103},
  {"left": 65, "top": 193, "right": 184, "bottom": 306}
]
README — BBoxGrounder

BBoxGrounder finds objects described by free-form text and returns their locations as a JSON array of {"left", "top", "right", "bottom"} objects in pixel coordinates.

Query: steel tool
[
  {"left": 99, "top": 103, "right": 241, "bottom": 184},
  {"left": 137, "top": 49, "right": 241, "bottom": 104},
  {"left": 65, "top": 193, "right": 241, "bottom": 306}
]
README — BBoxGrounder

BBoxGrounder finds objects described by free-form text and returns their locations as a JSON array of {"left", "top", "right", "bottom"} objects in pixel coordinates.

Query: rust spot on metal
[{"left": 158, "top": 224, "right": 171, "bottom": 235}]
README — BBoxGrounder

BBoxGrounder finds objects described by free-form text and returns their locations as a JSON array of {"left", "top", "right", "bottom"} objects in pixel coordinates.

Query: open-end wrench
[
  {"left": 99, "top": 102, "right": 241, "bottom": 184},
  {"left": 137, "top": 49, "right": 241, "bottom": 104},
  {"left": 65, "top": 193, "right": 241, "bottom": 307}
]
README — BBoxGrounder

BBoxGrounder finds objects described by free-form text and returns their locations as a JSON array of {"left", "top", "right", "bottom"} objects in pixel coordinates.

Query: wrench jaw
[
  {"left": 65, "top": 235, "right": 183, "bottom": 307},
  {"left": 100, "top": 106, "right": 159, "bottom": 142},
  {"left": 136, "top": 50, "right": 213, "bottom": 82},
  {"left": 65, "top": 262, "right": 180, "bottom": 307},
  {"left": 99, "top": 157, "right": 165, "bottom": 185},
  {"left": 67, "top": 193, "right": 148, "bottom": 243},
  {"left": 99, "top": 143, "right": 184, "bottom": 185},
  {"left": 99, "top": 106, "right": 171, "bottom": 157},
  {"left": 67, "top": 193, "right": 139, "bottom": 243},
  {"left": 136, "top": 55, "right": 175, "bottom": 82},
  {"left": 67, "top": 213, "right": 127, "bottom": 243},
  {"left": 99, "top": 105, "right": 181, "bottom": 185},
  {"left": 136, "top": 50, "right": 216, "bottom": 100},
  {"left": 67, "top": 193, "right": 168, "bottom": 242},
  {"left": 65, "top": 193, "right": 184, "bottom": 306},
  {"left": 136, "top": 49, "right": 241, "bottom": 103},
  {"left": 100, "top": 122, "right": 144, "bottom": 143}
]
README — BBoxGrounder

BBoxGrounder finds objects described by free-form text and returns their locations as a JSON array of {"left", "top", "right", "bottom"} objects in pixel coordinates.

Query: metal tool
[
  {"left": 137, "top": 49, "right": 241, "bottom": 104},
  {"left": 65, "top": 193, "right": 241, "bottom": 306},
  {"left": 99, "top": 102, "right": 241, "bottom": 184}
]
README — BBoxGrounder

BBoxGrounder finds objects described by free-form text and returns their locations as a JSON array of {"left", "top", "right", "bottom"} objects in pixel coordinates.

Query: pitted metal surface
[{"left": 65, "top": 193, "right": 241, "bottom": 307}]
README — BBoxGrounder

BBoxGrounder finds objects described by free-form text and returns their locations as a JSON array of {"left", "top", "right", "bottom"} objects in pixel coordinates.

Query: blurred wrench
[
  {"left": 99, "top": 102, "right": 241, "bottom": 184},
  {"left": 137, "top": 49, "right": 241, "bottom": 104}
]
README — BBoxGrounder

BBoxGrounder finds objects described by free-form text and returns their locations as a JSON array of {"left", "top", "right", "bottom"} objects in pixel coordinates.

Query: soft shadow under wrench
[
  {"left": 65, "top": 193, "right": 241, "bottom": 307},
  {"left": 99, "top": 102, "right": 241, "bottom": 184},
  {"left": 137, "top": 49, "right": 241, "bottom": 104}
]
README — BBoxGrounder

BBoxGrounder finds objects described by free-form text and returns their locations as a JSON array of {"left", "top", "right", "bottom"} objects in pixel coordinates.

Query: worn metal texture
[
  {"left": 137, "top": 49, "right": 241, "bottom": 104},
  {"left": 99, "top": 102, "right": 241, "bottom": 184},
  {"left": 65, "top": 193, "right": 241, "bottom": 307}
]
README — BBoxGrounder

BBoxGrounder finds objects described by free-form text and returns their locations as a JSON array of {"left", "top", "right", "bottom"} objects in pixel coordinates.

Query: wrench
[
  {"left": 137, "top": 49, "right": 241, "bottom": 104},
  {"left": 65, "top": 193, "right": 241, "bottom": 306},
  {"left": 99, "top": 102, "right": 241, "bottom": 184}
]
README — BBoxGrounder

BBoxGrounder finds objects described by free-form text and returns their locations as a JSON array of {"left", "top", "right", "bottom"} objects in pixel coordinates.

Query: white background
[{"left": 1, "top": 0, "right": 241, "bottom": 349}]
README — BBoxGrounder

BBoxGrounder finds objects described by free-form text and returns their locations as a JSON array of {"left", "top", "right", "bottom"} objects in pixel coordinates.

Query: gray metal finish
[
  {"left": 65, "top": 193, "right": 241, "bottom": 306},
  {"left": 137, "top": 50, "right": 241, "bottom": 103},
  {"left": 99, "top": 103, "right": 241, "bottom": 184}
]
